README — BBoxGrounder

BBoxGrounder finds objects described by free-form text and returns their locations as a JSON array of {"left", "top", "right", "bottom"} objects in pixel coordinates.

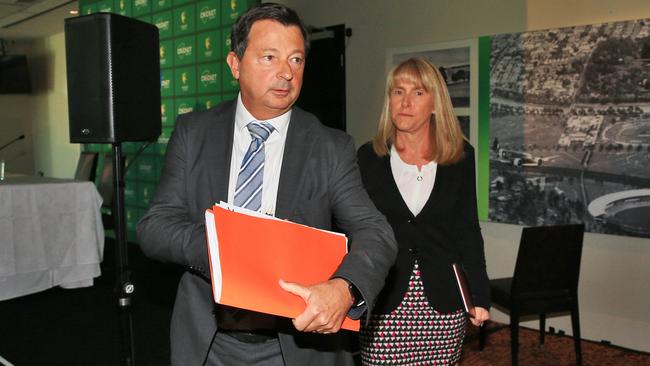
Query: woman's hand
[{"left": 470, "top": 306, "right": 490, "bottom": 327}]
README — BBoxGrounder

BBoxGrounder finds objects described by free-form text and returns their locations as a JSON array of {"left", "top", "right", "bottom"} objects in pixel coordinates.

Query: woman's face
[{"left": 389, "top": 78, "right": 435, "bottom": 135}]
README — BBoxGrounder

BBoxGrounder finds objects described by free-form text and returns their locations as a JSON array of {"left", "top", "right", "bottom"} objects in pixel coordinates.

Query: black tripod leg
[{"left": 113, "top": 144, "right": 136, "bottom": 366}]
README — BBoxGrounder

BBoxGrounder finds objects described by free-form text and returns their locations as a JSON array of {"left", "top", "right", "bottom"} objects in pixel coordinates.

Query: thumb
[{"left": 279, "top": 279, "right": 310, "bottom": 301}]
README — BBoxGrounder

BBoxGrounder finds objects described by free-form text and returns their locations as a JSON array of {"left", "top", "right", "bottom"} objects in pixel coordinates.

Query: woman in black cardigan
[{"left": 357, "top": 57, "right": 490, "bottom": 365}]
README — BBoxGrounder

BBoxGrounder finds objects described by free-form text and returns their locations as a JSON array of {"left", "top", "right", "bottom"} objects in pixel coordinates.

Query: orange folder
[{"left": 205, "top": 203, "right": 360, "bottom": 331}]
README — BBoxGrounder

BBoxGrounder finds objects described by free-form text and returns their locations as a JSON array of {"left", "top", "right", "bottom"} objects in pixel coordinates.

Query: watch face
[{"left": 348, "top": 282, "right": 362, "bottom": 306}]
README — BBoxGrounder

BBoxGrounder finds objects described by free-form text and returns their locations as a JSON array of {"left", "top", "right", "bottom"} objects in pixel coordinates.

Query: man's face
[{"left": 226, "top": 19, "right": 305, "bottom": 120}]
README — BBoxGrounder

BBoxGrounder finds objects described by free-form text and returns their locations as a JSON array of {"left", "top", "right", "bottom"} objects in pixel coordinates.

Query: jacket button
[
  {"left": 409, "top": 248, "right": 418, "bottom": 255},
  {"left": 408, "top": 218, "right": 415, "bottom": 224}
]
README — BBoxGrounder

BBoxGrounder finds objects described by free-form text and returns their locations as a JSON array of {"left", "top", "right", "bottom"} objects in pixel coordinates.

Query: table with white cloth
[{"left": 0, "top": 175, "right": 105, "bottom": 301}]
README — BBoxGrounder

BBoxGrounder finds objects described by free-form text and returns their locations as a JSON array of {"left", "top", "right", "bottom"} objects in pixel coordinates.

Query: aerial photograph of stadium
[{"left": 489, "top": 18, "right": 650, "bottom": 238}]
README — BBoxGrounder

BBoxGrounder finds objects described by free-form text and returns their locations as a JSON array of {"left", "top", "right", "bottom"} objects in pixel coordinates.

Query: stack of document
[{"left": 205, "top": 202, "right": 360, "bottom": 331}]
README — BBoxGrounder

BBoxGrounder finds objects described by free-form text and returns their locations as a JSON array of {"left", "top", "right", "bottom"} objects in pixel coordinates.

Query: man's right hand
[{"left": 279, "top": 278, "right": 353, "bottom": 334}]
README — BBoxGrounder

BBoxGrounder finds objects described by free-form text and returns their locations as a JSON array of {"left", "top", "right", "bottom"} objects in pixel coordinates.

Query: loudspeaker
[{"left": 65, "top": 13, "right": 161, "bottom": 143}]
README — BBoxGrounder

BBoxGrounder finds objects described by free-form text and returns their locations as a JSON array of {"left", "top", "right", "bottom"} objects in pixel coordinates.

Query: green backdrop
[{"left": 78, "top": 0, "right": 259, "bottom": 242}]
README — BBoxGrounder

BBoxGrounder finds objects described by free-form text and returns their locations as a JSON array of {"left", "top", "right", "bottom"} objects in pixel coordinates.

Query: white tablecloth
[{"left": 0, "top": 175, "right": 105, "bottom": 300}]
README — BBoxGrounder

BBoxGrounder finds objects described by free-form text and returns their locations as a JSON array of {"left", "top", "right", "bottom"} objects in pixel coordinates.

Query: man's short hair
[{"left": 230, "top": 2, "right": 310, "bottom": 59}]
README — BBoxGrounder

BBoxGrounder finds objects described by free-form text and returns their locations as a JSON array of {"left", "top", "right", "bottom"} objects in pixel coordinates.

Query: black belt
[{"left": 220, "top": 329, "right": 278, "bottom": 344}]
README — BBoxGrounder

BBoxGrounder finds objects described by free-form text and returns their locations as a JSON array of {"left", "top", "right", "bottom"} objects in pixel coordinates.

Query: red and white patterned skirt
[{"left": 359, "top": 262, "right": 467, "bottom": 365}]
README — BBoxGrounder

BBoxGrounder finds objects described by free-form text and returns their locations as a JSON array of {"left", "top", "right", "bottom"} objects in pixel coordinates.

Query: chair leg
[
  {"left": 571, "top": 301, "right": 582, "bottom": 366},
  {"left": 539, "top": 313, "right": 546, "bottom": 344},
  {"left": 510, "top": 313, "right": 519, "bottom": 366},
  {"left": 478, "top": 321, "right": 486, "bottom": 350}
]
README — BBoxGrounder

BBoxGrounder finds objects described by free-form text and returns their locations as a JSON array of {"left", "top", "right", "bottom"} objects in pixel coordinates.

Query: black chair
[
  {"left": 479, "top": 224, "right": 585, "bottom": 366},
  {"left": 74, "top": 152, "right": 99, "bottom": 182}
]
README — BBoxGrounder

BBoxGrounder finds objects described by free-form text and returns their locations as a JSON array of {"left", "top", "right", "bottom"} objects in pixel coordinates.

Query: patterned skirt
[{"left": 359, "top": 262, "right": 467, "bottom": 365}]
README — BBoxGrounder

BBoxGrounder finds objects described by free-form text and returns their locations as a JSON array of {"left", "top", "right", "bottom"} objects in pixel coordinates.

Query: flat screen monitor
[{"left": 0, "top": 55, "right": 32, "bottom": 94}]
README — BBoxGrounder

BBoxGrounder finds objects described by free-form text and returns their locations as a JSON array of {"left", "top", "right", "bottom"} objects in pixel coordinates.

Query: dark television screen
[{"left": 0, "top": 55, "right": 32, "bottom": 94}]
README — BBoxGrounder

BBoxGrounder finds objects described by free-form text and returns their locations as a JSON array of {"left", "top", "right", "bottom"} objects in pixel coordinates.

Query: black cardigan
[{"left": 357, "top": 142, "right": 490, "bottom": 314}]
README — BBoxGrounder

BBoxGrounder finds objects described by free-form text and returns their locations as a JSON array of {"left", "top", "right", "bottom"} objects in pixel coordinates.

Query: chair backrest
[
  {"left": 97, "top": 154, "right": 115, "bottom": 208},
  {"left": 74, "top": 152, "right": 99, "bottom": 182},
  {"left": 512, "top": 224, "right": 585, "bottom": 297}
]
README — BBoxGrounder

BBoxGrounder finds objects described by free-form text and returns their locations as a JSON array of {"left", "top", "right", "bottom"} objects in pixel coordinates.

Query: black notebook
[{"left": 452, "top": 263, "right": 476, "bottom": 318}]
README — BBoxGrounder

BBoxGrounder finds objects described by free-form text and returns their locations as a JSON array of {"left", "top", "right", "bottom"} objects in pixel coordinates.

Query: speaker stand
[{"left": 112, "top": 143, "right": 136, "bottom": 366}]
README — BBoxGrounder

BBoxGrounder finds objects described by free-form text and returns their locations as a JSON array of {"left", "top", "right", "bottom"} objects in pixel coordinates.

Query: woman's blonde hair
[{"left": 372, "top": 57, "right": 465, "bottom": 165}]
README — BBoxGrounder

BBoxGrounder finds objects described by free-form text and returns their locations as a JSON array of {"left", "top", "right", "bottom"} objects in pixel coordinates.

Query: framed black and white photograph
[{"left": 488, "top": 18, "right": 650, "bottom": 238}]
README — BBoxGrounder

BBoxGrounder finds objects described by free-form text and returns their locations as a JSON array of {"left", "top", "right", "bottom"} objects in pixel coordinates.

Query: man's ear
[{"left": 226, "top": 52, "right": 240, "bottom": 80}]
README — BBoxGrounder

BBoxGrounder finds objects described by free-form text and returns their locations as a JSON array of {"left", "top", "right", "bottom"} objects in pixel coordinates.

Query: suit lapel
[
  {"left": 204, "top": 102, "right": 236, "bottom": 204},
  {"left": 275, "top": 108, "right": 314, "bottom": 220}
]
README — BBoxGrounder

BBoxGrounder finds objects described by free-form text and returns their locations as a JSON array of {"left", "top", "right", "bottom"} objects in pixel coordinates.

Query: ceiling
[{"left": 0, "top": 0, "right": 77, "bottom": 40}]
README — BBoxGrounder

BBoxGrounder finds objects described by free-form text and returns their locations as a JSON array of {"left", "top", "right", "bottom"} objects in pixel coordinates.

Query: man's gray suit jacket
[{"left": 137, "top": 100, "right": 397, "bottom": 366}]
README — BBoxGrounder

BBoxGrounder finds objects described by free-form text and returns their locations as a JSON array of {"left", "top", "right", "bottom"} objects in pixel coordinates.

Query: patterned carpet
[{"left": 460, "top": 321, "right": 650, "bottom": 366}]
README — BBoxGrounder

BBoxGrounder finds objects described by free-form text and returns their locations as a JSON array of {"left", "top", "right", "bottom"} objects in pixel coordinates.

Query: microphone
[{"left": 0, "top": 134, "right": 25, "bottom": 152}]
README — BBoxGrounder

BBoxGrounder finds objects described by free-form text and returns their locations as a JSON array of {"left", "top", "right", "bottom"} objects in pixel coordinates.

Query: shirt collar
[
  {"left": 234, "top": 93, "right": 291, "bottom": 137},
  {"left": 390, "top": 144, "right": 437, "bottom": 170}
]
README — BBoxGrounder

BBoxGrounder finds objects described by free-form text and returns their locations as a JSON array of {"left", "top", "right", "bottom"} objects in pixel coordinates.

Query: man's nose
[{"left": 277, "top": 61, "right": 293, "bottom": 80}]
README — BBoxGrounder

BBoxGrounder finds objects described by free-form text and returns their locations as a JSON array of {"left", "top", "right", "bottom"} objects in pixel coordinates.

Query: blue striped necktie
[{"left": 234, "top": 121, "right": 275, "bottom": 211}]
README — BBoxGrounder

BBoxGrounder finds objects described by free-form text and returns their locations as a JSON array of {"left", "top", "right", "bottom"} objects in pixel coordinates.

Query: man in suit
[{"left": 137, "top": 3, "right": 397, "bottom": 365}]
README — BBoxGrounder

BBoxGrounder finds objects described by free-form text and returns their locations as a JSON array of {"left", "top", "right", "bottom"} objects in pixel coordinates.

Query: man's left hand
[{"left": 279, "top": 278, "right": 353, "bottom": 334}]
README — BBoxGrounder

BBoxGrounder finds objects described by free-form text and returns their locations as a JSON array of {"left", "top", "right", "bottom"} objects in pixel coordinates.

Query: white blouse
[{"left": 390, "top": 145, "right": 437, "bottom": 216}]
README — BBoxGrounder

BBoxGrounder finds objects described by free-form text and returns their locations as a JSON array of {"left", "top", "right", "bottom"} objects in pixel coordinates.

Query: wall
[
  {"left": 0, "top": 40, "right": 35, "bottom": 175},
  {"left": 2, "top": 34, "right": 80, "bottom": 179},
  {"left": 279, "top": 0, "right": 650, "bottom": 352},
  {"left": 280, "top": 0, "right": 527, "bottom": 146},
  {"left": 527, "top": 0, "right": 650, "bottom": 31},
  {"left": 490, "top": 1, "right": 650, "bottom": 350},
  {"left": 30, "top": 32, "right": 80, "bottom": 178}
]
